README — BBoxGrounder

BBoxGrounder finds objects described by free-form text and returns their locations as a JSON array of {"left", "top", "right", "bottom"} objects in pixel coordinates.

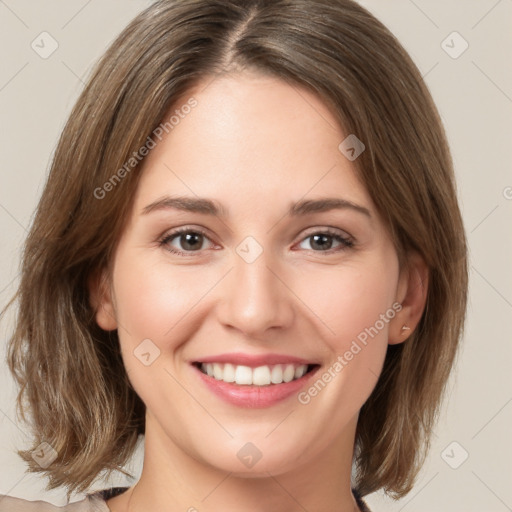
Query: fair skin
[{"left": 91, "top": 71, "right": 428, "bottom": 512}]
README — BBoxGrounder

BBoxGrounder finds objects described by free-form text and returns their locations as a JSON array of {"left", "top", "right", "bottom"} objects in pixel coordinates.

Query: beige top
[{"left": 0, "top": 493, "right": 111, "bottom": 512}]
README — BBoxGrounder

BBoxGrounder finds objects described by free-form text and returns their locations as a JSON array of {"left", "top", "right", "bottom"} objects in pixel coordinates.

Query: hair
[{"left": 2, "top": 0, "right": 468, "bottom": 500}]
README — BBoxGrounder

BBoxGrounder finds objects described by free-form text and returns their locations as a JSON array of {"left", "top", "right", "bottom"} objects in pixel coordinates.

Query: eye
[
  {"left": 159, "top": 228, "right": 214, "bottom": 256},
  {"left": 297, "top": 229, "right": 354, "bottom": 253}
]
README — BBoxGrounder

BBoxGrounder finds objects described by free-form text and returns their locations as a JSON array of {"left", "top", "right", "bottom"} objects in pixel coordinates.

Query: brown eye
[
  {"left": 160, "top": 228, "right": 214, "bottom": 255},
  {"left": 298, "top": 230, "right": 353, "bottom": 253},
  {"left": 174, "top": 232, "right": 204, "bottom": 251}
]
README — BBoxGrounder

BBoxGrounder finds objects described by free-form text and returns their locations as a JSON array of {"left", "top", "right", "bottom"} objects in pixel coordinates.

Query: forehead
[{"left": 133, "top": 71, "right": 373, "bottom": 218}]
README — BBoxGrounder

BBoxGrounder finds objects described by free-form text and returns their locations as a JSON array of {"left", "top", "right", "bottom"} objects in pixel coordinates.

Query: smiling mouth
[{"left": 194, "top": 362, "right": 318, "bottom": 386}]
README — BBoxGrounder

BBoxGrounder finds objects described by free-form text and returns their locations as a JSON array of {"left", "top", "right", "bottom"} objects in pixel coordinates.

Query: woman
[{"left": 0, "top": 0, "right": 468, "bottom": 510}]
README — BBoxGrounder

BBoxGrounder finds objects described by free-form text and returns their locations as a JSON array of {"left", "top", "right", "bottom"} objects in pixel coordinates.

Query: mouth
[
  {"left": 191, "top": 353, "right": 321, "bottom": 408},
  {"left": 194, "top": 362, "right": 318, "bottom": 386}
]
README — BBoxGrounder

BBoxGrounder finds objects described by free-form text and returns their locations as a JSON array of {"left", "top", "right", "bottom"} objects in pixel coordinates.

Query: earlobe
[
  {"left": 88, "top": 268, "right": 118, "bottom": 331},
  {"left": 389, "top": 252, "right": 429, "bottom": 345}
]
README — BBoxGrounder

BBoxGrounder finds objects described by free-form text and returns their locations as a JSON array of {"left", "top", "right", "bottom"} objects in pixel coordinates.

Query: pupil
[
  {"left": 182, "top": 233, "right": 202, "bottom": 251},
  {"left": 311, "top": 234, "right": 332, "bottom": 251}
]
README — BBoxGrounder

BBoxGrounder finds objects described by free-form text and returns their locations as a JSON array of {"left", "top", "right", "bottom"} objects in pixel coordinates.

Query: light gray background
[{"left": 0, "top": 1, "right": 511, "bottom": 510}]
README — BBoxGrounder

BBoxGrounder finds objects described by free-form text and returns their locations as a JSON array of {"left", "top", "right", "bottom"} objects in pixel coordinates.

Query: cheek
[
  {"left": 110, "top": 250, "right": 206, "bottom": 408},
  {"left": 299, "top": 261, "right": 398, "bottom": 348},
  {"left": 293, "top": 259, "right": 399, "bottom": 409},
  {"left": 112, "top": 249, "right": 204, "bottom": 346}
]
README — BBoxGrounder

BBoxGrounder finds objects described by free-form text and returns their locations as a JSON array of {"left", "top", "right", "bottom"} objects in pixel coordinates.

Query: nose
[{"left": 216, "top": 246, "right": 295, "bottom": 339}]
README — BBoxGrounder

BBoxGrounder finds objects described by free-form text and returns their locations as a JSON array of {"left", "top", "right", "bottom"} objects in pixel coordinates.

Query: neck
[{"left": 111, "top": 412, "right": 361, "bottom": 512}]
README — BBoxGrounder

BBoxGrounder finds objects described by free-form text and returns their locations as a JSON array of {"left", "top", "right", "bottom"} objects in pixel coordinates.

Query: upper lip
[{"left": 194, "top": 352, "right": 316, "bottom": 367}]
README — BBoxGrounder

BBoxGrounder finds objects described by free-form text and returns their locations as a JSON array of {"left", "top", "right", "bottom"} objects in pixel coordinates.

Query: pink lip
[
  {"left": 192, "top": 360, "right": 319, "bottom": 409},
  {"left": 195, "top": 352, "right": 314, "bottom": 367}
]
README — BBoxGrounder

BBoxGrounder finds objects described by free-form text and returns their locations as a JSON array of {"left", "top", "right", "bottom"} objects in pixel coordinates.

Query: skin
[{"left": 91, "top": 71, "right": 428, "bottom": 512}]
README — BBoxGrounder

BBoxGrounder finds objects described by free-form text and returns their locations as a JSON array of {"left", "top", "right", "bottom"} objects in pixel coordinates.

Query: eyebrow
[{"left": 141, "top": 195, "right": 371, "bottom": 219}]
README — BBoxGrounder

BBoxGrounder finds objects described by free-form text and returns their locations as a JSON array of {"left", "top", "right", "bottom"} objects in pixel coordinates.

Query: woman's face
[{"left": 96, "top": 71, "right": 410, "bottom": 476}]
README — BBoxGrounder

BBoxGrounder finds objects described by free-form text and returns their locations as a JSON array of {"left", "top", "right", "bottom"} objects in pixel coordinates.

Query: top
[{"left": 0, "top": 486, "right": 372, "bottom": 511}]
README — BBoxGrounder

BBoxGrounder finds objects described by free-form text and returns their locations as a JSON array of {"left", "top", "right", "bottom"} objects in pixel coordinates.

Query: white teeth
[
  {"left": 270, "top": 365, "right": 283, "bottom": 384},
  {"left": 252, "top": 366, "right": 271, "bottom": 386},
  {"left": 295, "top": 365, "right": 307, "bottom": 379},
  {"left": 235, "top": 365, "right": 253, "bottom": 385},
  {"left": 200, "top": 363, "right": 309, "bottom": 386},
  {"left": 223, "top": 363, "right": 236, "bottom": 383},
  {"left": 283, "top": 364, "right": 295, "bottom": 383},
  {"left": 213, "top": 363, "right": 223, "bottom": 380}
]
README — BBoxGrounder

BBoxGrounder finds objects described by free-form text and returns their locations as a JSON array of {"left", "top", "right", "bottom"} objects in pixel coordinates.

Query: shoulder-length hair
[{"left": 4, "top": 0, "right": 468, "bottom": 499}]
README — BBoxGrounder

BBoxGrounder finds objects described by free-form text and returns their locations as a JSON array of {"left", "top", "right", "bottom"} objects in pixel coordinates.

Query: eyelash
[{"left": 158, "top": 227, "right": 354, "bottom": 257}]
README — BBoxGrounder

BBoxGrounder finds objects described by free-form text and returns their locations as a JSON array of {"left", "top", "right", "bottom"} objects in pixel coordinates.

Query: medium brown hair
[{"left": 3, "top": 0, "right": 468, "bottom": 499}]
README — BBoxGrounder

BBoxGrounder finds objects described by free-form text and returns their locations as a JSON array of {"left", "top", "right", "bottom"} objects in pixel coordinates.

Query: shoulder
[{"left": 0, "top": 494, "right": 108, "bottom": 512}]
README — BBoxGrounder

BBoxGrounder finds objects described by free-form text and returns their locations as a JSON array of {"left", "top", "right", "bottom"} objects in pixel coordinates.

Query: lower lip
[{"left": 193, "top": 365, "right": 318, "bottom": 408}]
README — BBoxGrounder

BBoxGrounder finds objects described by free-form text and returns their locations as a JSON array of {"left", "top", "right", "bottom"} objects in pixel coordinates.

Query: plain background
[{"left": 0, "top": 1, "right": 511, "bottom": 510}]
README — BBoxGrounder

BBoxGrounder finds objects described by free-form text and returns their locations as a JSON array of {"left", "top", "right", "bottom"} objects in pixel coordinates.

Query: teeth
[
  {"left": 253, "top": 366, "right": 271, "bottom": 386},
  {"left": 235, "top": 365, "right": 252, "bottom": 385},
  {"left": 283, "top": 364, "right": 295, "bottom": 383},
  {"left": 295, "top": 365, "right": 307, "bottom": 379},
  {"left": 200, "top": 363, "right": 309, "bottom": 386},
  {"left": 223, "top": 363, "right": 236, "bottom": 383},
  {"left": 270, "top": 365, "right": 283, "bottom": 384}
]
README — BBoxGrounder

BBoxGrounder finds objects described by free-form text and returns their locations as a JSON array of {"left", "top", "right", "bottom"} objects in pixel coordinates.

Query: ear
[
  {"left": 88, "top": 267, "right": 118, "bottom": 331},
  {"left": 388, "top": 251, "right": 429, "bottom": 345}
]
